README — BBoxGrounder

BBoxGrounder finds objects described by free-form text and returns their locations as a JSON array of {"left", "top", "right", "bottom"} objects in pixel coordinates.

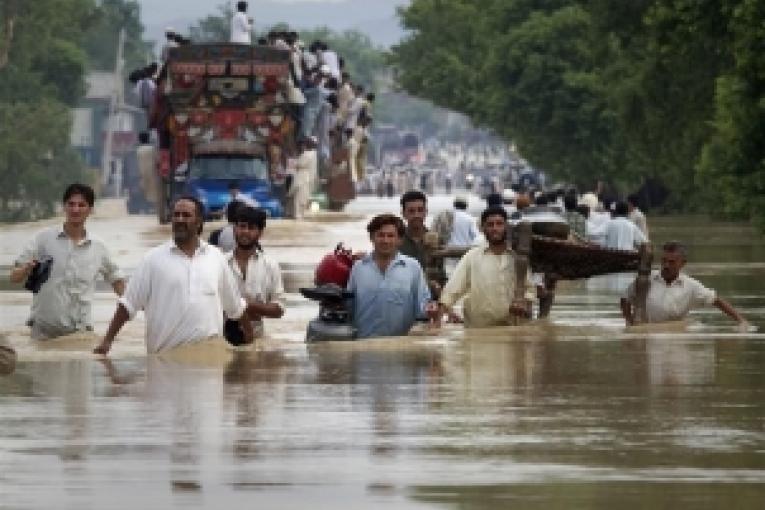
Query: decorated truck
[{"left": 150, "top": 43, "right": 298, "bottom": 222}]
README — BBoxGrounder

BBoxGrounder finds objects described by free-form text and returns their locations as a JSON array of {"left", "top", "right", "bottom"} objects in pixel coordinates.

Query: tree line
[
  {"left": 391, "top": 0, "right": 765, "bottom": 222},
  {"left": 0, "top": 0, "right": 150, "bottom": 221}
]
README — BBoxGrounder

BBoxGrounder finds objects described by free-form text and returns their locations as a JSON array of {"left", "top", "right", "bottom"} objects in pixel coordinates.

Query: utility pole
[{"left": 102, "top": 28, "right": 125, "bottom": 196}]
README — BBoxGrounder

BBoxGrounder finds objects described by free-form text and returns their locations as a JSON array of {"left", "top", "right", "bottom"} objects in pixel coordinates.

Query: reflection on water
[
  {"left": 1, "top": 215, "right": 765, "bottom": 508},
  {"left": 1, "top": 333, "right": 763, "bottom": 509}
]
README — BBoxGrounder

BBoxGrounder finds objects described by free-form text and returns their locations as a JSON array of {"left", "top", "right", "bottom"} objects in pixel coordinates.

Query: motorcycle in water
[{"left": 300, "top": 244, "right": 357, "bottom": 342}]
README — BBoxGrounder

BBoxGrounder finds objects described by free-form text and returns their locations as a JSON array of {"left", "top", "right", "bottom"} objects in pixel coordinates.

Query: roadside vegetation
[
  {"left": 0, "top": 0, "right": 150, "bottom": 221},
  {"left": 392, "top": 0, "right": 765, "bottom": 223}
]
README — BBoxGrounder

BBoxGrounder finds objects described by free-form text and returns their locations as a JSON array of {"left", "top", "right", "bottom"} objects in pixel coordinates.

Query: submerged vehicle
[{"left": 300, "top": 245, "right": 356, "bottom": 342}]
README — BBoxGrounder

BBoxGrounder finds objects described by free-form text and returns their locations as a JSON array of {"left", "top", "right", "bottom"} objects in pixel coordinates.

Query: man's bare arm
[
  {"left": 93, "top": 304, "right": 130, "bottom": 355},
  {"left": 713, "top": 297, "right": 746, "bottom": 324},
  {"left": 245, "top": 301, "right": 284, "bottom": 320},
  {"left": 9, "top": 260, "right": 36, "bottom": 284}
]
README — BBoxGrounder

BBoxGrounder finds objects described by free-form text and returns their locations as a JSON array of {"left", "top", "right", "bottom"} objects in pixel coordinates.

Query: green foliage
[
  {"left": 189, "top": 3, "right": 233, "bottom": 44},
  {"left": 296, "top": 27, "right": 386, "bottom": 89},
  {"left": 0, "top": 1, "right": 92, "bottom": 221},
  {"left": 82, "top": 0, "right": 152, "bottom": 72},
  {"left": 0, "top": 98, "right": 87, "bottom": 221},
  {"left": 393, "top": 0, "right": 765, "bottom": 225}
]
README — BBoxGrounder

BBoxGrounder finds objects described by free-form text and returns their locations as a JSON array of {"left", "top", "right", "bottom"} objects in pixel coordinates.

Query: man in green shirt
[
  {"left": 399, "top": 190, "right": 446, "bottom": 298},
  {"left": 399, "top": 190, "right": 429, "bottom": 267}
]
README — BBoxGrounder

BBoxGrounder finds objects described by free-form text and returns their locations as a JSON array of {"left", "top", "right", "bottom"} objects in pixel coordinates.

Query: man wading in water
[
  {"left": 225, "top": 206, "right": 285, "bottom": 345},
  {"left": 11, "top": 184, "right": 125, "bottom": 340},
  {"left": 94, "top": 197, "right": 252, "bottom": 355},
  {"left": 436, "top": 206, "right": 534, "bottom": 327},
  {"left": 620, "top": 241, "right": 750, "bottom": 329}
]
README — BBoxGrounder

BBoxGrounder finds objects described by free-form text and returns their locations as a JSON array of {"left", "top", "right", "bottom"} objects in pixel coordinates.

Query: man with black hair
[
  {"left": 438, "top": 206, "right": 534, "bottom": 327},
  {"left": 11, "top": 184, "right": 124, "bottom": 340},
  {"left": 346, "top": 214, "right": 439, "bottom": 338},
  {"left": 604, "top": 201, "right": 647, "bottom": 250},
  {"left": 225, "top": 206, "right": 285, "bottom": 343},
  {"left": 231, "top": 1, "right": 253, "bottom": 44},
  {"left": 399, "top": 190, "right": 429, "bottom": 268},
  {"left": 135, "top": 63, "right": 157, "bottom": 130},
  {"left": 94, "top": 197, "right": 249, "bottom": 354},
  {"left": 320, "top": 42, "right": 340, "bottom": 80},
  {"left": 226, "top": 180, "right": 257, "bottom": 208},
  {"left": 621, "top": 241, "right": 748, "bottom": 327},
  {"left": 161, "top": 28, "right": 176, "bottom": 61}
]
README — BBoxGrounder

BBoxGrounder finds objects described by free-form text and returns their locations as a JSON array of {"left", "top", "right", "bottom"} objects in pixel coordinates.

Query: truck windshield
[{"left": 190, "top": 156, "right": 268, "bottom": 180}]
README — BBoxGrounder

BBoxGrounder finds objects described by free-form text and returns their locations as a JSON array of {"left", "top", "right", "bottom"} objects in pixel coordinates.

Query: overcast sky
[{"left": 137, "top": 0, "right": 410, "bottom": 48}]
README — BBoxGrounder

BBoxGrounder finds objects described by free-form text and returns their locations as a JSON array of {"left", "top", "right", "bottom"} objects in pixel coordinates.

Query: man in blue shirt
[{"left": 347, "top": 214, "right": 439, "bottom": 338}]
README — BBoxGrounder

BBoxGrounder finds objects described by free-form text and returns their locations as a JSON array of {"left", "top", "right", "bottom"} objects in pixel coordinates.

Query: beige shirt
[
  {"left": 120, "top": 241, "right": 245, "bottom": 352},
  {"left": 226, "top": 250, "right": 285, "bottom": 337},
  {"left": 439, "top": 245, "right": 535, "bottom": 327},
  {"left": 15, "top": 226, "right": 123, "bottom": 339},
  {"left": 624, "top": 271, "right": 716, "bottom": 323}
]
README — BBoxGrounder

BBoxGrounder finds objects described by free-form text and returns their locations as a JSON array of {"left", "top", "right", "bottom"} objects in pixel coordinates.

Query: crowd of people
[
  {"left": 225, "top": 1, "right": 377, "bottom": 216},
  {"left": 7, "top": 182, "right": 750, "bottom": 357},
  {"left": 127, "top": 0, "right": 376, "bottom": 219},
  {"left": 481, "top": 187, "right": 649, "bottom": 251}
]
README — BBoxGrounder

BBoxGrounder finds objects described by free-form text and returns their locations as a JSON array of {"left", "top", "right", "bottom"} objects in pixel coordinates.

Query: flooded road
[{"left": 1, "top": 198, "right": 764, "bottom": 509}]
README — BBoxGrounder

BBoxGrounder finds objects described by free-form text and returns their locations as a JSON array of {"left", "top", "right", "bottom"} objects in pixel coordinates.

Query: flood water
[{"left": 1, "top": 199, "right": 764, "bottom": 509}]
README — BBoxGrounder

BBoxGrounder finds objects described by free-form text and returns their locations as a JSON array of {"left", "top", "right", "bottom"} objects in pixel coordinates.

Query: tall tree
[{"left": 393, "top": 0, "right": 765, "bottom": 224}]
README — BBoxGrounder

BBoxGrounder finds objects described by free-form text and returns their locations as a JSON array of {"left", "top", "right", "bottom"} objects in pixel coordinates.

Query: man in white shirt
[
  {"left": 160, "top": 28, "right": 178, "bottom": 62},
  {"left": 447, "top": 196, "right": 479, "bottom": 247},
  {"left": 230, "top": 1, "right": 252, "bottom": 44},
  {"left": 579, "top": 192, "right": 609, "bottom": 245},
  {"left": 627, "top": 193, "right": 649, "bottom": 237},
  {"left": 621, "top": 241, "right": 748, "bottom": 327},
  {"left": 604, "top": 201, "right": 647, "bottom": 250},
  {"left": 293, "top": 137, "right": 318, "bottom": 219},
  {"left": 225, "top": 206, "right": 285, "bottom": 343},
  {"left": 319, "top": 42, "right": 341, "bottom": 80},
  {"left": 345, "top": 85, "right": 365, "bottom": 130},
  {"left": 438, "top": 206, "right": 534, "bottom": 327},
  {"left": 11, "top": 184, "right": 125, "bottom": 340},
  {"left": 94, "top": 197, "right": 252, "bottom": 355}
]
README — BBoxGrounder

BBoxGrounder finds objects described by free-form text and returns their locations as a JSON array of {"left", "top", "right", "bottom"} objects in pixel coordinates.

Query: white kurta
[
  {"left": 225, "top": 250, "right": 285, "bottom": 337},
  {"left": 294, "top": 149, "right": 317, "bottom": 218},
  {"left": 230, "top": 11, "right": 252, "bottom": 44},
  {"left": 624, "top": 271, "right": 716, "bottom": 323},
  {"left": 604, "top": 217, "right": 647, "bottom": 250},
  {"left": 120, "top": 241, "right": 245, "bottom": 352}
]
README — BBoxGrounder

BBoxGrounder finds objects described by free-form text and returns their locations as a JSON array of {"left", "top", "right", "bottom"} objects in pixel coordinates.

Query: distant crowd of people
[{"left": 482, "top": 187, "right": 649, "bottom": 251}]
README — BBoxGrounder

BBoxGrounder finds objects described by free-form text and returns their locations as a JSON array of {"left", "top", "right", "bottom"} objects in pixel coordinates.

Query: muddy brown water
[{"left": 1, "top": 201, "right": 764, "bottom": 509}]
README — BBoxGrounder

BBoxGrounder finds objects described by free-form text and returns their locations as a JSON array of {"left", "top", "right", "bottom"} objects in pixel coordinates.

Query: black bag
[
  {"left": 224, "top": 319, "right": 247, "bottom": 346},
  {"left": 24, "top": 258, "right": 53, "bottom": 294},
  {"left": 208, "top": 228, "right": 223, "bottom": 246}
]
